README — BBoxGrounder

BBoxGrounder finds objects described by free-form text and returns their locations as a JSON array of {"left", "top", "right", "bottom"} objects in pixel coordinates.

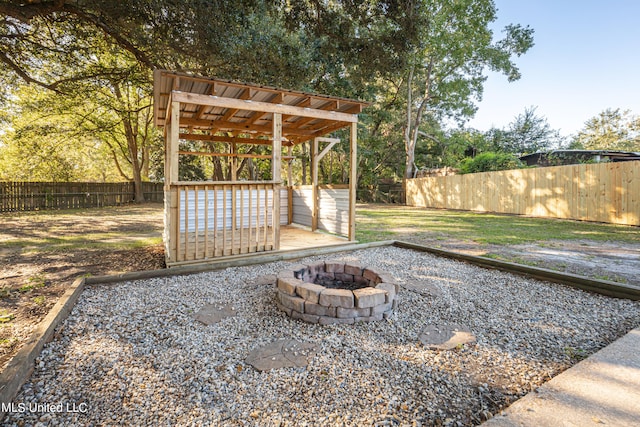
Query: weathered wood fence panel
[
  {"left": 406, "top": 161, "right": 640, "bottom": 226},
  {"left": 291, "top": 185, "right": 350, "bottom": 236},
  {"left": 0, "top": 182, "right": 163, "bottom": 212}
]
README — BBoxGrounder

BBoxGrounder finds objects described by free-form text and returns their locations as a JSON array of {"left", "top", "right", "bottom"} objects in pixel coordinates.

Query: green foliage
[
  {"left": 0, "top": 86, "right": 121, "bottom": 182},
  {"left": 0, "top": 36, "right": 162, "bottom": 199},
  {"left": 0, "top": 310, "right": 14, "bottom": 324},
  {"left": 0, "top": 0, "right": 538, "bottom": 190},
  {"left": 500, "top": 106, "right": 564, "bottom": 154},
  {"left": 32, "top": 295, "right": 46, "bottom": 306},
  {"left": 458, "top": 152, "right": 523, "bottom": 174},
  {"left": 571, "top": 108, "right": 640, "bottom": 151},
  {"left": 399, "top": 0, "right": 535, "bottom": 178}
]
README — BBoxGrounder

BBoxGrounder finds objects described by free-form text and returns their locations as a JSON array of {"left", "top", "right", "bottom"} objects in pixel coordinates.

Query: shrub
[{"left": 458, "top": 152, "right": 523, "bottom": 174}]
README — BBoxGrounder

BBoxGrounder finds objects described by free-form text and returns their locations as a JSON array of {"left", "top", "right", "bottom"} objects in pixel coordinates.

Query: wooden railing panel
[{"left": 170, "top": 183, "right": 279, "bottom": 262}]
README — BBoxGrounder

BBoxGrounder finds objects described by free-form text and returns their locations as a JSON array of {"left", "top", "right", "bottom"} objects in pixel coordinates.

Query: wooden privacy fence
[
  {"left": 406, "top": 161, "right": 640, "bottom": 226},
  {"left": 0, "top": 181, "right": 164, "bottom": 212}
]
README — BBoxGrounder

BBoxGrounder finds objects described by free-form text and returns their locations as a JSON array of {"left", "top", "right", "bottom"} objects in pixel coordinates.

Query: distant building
[{"left": 519, "top": 150, "right": 640, "bottom": 167}]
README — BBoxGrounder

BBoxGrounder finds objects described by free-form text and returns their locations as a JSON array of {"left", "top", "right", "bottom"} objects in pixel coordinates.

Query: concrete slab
[
  {"left": 193, "top": 303, "right": 237, "bottom": 325},
  {"left": 419, "top": 323, "right": 476, "bottom": 350},
  {"left": 245, "top": 339, "right": 318, "bottom": 372},
  {"left": 482, "top": 327, "right": 640, "bottom": 427}
]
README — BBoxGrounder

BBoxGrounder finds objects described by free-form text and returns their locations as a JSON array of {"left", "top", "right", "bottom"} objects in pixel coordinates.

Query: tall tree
[
  {"left": 0, "top": 1, "right": 313, "bottom": 92},
  {"left": 0, "top": 44, "right": 161, "bottom": 200},
  {"left": 500, "top": 106, "right": 563, "bottom": 154},
  {"left": 571, "top": 108, "right": 640, "bottom": 151},
  {"left": 0, "top": 1, "right": 326, "bottom": 196},
  {"left": 401, "top": 0, "right": 534, "bottom": 179}
]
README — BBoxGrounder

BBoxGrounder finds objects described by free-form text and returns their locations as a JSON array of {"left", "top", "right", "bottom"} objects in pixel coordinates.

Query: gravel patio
[{"left": 5, "top": 246, "right": 640, "bottom": 426}]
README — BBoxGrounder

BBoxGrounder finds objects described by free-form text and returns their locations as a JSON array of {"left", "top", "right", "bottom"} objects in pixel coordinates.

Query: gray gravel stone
[
  {"left": 245, "top": 339, "right": 318, "bottom": 371},
  {"left": 419, "top": 323, "right": 477, "bottom": 350},
  {"left": 5, "top": 246, "right": 640, "bottom": 427}
]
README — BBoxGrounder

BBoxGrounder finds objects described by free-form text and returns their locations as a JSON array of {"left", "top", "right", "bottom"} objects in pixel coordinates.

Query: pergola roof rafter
[{"left": 153, "top": 71, "right": 369, "bottom": 145}]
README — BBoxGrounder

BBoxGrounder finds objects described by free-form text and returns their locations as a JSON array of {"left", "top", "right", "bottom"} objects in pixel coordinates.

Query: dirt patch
[
  {"left": 392, "top": 234, "right": 640, "bottom": 287},
  {"left": 487, "top": 240, "right": 640, "bottom": 286},
  {"left": 0, "top": 204, "right": 165, "bottom": 371}
]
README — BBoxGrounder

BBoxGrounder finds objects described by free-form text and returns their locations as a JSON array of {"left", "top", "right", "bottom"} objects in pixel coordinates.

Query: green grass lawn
[{"left": 356, "top": 204, "right": 640, "bottom": 246}]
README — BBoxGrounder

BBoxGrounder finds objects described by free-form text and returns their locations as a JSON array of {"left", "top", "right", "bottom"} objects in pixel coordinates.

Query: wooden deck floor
[
  {"left": 279, "top": 225, "right": 349, "bottom": 251},
  {"left": 170, "top": 225, "right": 350, "bottom": 266}
]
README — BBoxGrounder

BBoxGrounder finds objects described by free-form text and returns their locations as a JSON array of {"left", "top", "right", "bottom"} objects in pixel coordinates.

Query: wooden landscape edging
[
  {"left": 0, "top": 278, "right": 86, "bottom": 421},
  {"left": 3, "top": 239, "right": 639, "bottom": 421}
]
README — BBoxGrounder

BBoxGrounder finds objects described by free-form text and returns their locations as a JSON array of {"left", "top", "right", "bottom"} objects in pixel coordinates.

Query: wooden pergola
[{"left": 153, "top": 70, "right": 369, "bottom": 266}]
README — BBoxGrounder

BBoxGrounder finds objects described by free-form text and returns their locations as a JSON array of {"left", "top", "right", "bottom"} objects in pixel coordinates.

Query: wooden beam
[
  {"left": 286, "top": 99, "right": 341, "bottom": 130},
  {"left": 294, "top": 121, "right": 352, "bottom": 145},
  {"left": 219, "top": 88, "right": 252, "bottom": 123},
  {"left": 302, "top": 120, "right": 351, "bottom": 135},
  {"left": 178, "top": 133, "right": 276, "bottom": 145},
  {"left": 179, "top": 117, "right": 318, "bottom": 137},
  {"left": 172, "top": 91, "right": 358, "bottom": 123},
  {"left": 178, "top": 151, "right": 274, "bottom": 159},
  {"left": 178, "top": 132, "right": 293, "bottom": 146},
  {"left": 316, "top": 137, "right": 340, "bottom": 162},
  {"left": 349, "top": 122, "right": 357, "bottom": 241},
  {"left": 233, "top": 93, "right": 280, "bottom": 126},
  {"left": 194, "top": 83, "right": 217, "bottom": 120},
  {"left": 287, "top": 146, "right": 293, "bottom": 186},
  {"left": 163, "top": 97, "right": 181, "bottom": 265}
]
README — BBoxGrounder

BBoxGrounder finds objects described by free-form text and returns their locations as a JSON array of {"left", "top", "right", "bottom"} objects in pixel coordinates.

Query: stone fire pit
[{"left": 275, "top": 261, "right": 399, "bottom": 324}]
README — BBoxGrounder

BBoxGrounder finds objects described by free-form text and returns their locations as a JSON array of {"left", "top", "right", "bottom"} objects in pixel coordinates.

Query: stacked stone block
[{"left": 276, "top": 261, "right": 399, "bottom": 324}]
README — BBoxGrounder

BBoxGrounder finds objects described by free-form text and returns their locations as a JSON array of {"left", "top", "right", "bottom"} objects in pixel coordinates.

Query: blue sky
[{"left": 466, "top": 0, "right": 640, "bottom": 137}]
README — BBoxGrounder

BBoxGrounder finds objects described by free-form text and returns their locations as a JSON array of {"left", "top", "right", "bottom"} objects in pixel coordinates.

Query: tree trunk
[
  {"left": 403, "top": 60, "right": 433, "bottom": 180},
  {"left": 404, "top": 66, "right": 416, "bottom": 180},
  {"left": 211, "top": 156, "right": 225, "bottom": 181},
  {"left": 113, "top": 81, "right": 145, "bottom": 202}
]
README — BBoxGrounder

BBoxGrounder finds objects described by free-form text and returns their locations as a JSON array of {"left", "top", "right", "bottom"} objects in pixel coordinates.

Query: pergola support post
[
  {"left": 287, "top": 146, "right": 293, "bottom": 224},
  {"left": 165, "top": 100, "right": 180, "bottom": 264},
  {"left": 349, "top": 122, "right": 357, "bottom": 241},
  {"left": 311, "top": 137, "right": 340, "bottom": 233},
  {"left": 272, "top": 113, "right": 282, "bottom": 250},
  {"left": 311, "top": 138, "right": 319, "bottom": 231}
]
